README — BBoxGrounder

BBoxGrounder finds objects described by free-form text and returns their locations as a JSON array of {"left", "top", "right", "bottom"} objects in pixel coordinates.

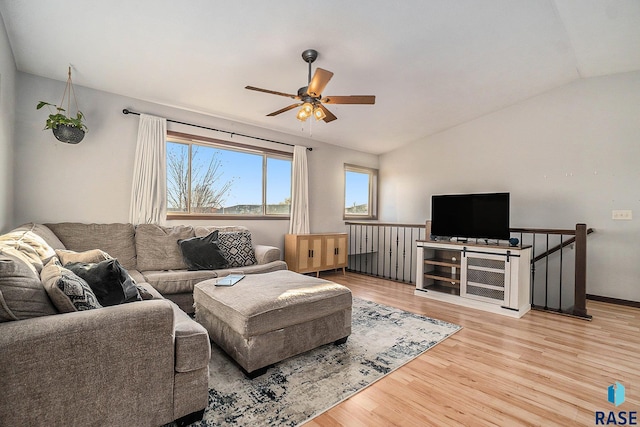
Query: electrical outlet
[{"left": 612, "top": 210, "right": 633, "bottom": 220}]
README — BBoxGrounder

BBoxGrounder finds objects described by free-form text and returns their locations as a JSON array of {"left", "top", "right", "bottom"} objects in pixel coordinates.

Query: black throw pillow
[
  {"left": 66, "top": 259, "right": 141, "bottom": 307},
  {"left": 178, "top": 230, "right": 228, "bottom": 271}
]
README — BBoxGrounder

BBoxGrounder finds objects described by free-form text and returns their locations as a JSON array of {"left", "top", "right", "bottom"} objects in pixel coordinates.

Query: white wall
[
  {"left": 12, "top": 72, "right": 377, "bottom": 251},
  {"left": 379, "top": 71, "right": 640, "bottom": 302},
  {"left": 0, "top": 12, "right": 16, "bottom": 232}
]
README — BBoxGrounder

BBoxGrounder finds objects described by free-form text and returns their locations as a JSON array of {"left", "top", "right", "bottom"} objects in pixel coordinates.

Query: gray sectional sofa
[
  {"left": 0, "top": 222, "right": 287, "bottom": 426},
  {"left": 44, "top": 222, "right": 287, "bottom": 313}
]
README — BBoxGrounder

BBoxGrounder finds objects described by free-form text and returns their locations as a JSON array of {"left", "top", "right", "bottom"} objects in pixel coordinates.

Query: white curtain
[
  {"left": 289, "top": 145, "right": 310, "bottom": 234},
  {"left": 129, "top": 114, "right": 167, "bottom": 225}
]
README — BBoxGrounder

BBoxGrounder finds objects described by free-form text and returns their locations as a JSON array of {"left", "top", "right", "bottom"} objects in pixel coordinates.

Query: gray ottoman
[{"left": 194, "top": 270, "right": 352, "bottom": 377}]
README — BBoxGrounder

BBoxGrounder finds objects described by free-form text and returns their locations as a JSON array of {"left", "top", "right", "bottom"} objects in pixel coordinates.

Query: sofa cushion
[
  {"left": 67, "top": 259, "right": 141, "bottom": 307},
  {"left": 136, "top": 224, "right": 194, "bottom": 271},
  {"left": 215, "top": 260, "right": 288, "bottom": 276},
  {"left": 45, "top": 223, "right": 137, "bottom": 270},
  {"left": 173, "top": 306, "right": 211, "bottom": 372},
  {"left": 41, "top": 258, "right": 102, "bottom": 312},
  {"left": 133, "top": 282, "right": 209, "bottom": 372},
  {"left": 178, "top": 230, "right": 228, "bottom": 271},
  {"left": 13, "top": 223, "right": 66, "bottom": 251},
  {"left": 0, "top": 252, "right": 58, "bottom": 322},
  {"left": 141, "top": 270, "right": 219, "bottom": 295},
  {"left": 129, "top": 282, "right": 209, "bottom": 372},
  {"left": 55, "top": 249, "right": 111, "bottom": 265},
  {"left": 217, "top": 231, "right": 258, "bottom": 267},
  {"left": 193, "top": 225, "right": 249, "bottom": 237}
]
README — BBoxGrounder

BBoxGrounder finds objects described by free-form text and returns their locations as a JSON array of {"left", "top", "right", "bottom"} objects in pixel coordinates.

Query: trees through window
[{"left": 167, "top": 133, "right": 292, "bottom": 217}]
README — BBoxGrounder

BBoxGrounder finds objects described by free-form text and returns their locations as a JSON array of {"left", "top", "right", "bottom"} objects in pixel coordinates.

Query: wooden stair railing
[
  {"left": 345, "top": 222, "right": 426, "bottom": 284},
  {"left": 346, "top": 221, "right": 594, "bottom": 320},
  {"left": 511, "top": 224, "right": 594, "bottom": 319}
]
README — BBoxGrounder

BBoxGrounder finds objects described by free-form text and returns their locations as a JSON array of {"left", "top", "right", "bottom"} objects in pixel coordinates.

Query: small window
[
  {"left": 166, "top": 132, "right": 292, "bottom": 218},
  {"left": 344, "top": 164, "right": 378, "bottom": 219}
]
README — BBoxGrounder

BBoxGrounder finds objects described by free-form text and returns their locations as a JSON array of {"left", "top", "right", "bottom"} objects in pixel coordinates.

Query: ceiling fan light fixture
[
  {"left": 313, "top": 105, "right": 326, "bottom": 121},
  {"left": 296, "top": 102, "right": 313, "bottom": 122},
  {"left": 296, "top": 109, "right": 308, "bottom": 122}
]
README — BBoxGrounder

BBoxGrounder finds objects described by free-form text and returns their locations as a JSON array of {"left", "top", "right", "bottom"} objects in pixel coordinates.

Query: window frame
[
  {"left": 343, "top": 163, "right": 378, "bottom": 220},
  {"left": 166, "top": 131, "right": 292, "bottom": 220}
]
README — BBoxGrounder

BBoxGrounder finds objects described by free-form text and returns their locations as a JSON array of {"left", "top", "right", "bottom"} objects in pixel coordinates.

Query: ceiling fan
[{"left": 245, "top": 49, "right": 375, "bottom": 123}]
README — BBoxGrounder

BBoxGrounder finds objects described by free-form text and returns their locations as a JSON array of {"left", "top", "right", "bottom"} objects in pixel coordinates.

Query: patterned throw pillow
[
  {"left": 217, "top": 231, "right": 258, "bottom": 267},
  {"left": 41, "top": 258, "right": 102, "bottom": 312}
]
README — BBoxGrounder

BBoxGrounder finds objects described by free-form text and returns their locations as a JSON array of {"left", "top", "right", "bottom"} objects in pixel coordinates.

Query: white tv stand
[{"left": 415, "top": 239, "right": 532, "bottom": 318}]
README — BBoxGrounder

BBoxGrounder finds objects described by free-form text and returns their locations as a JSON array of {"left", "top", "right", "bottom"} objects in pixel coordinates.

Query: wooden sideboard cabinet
[{"left": 285, "top": 233, "right": 348, "bottom": 276}]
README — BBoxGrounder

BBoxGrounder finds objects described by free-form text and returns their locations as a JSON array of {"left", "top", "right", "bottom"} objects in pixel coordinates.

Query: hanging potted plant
[{"left": 36, "top": 67, "right": 88, "bottom": 144}]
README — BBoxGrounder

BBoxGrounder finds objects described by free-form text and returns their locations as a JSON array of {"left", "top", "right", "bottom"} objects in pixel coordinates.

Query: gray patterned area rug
[{"left": 187, "top": 297, "right": 461, "bottom": 427}]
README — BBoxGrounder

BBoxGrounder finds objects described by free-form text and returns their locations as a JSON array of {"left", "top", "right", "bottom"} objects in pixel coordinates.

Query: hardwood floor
[{"left": 304, "top": 272, "right": 640, "bottom": 427}]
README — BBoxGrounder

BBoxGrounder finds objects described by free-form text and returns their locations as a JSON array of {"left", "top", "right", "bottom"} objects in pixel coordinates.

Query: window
[
  {"left": 344, "top": 164, "right": 378, "bottom": 219},
  {"left": 166, "top": 132, "right": 292, "bottom": 218}
]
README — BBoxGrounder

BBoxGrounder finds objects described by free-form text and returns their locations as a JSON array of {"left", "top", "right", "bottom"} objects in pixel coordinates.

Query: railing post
[{"left": 573, "top": 223, "right": 588, "bottom": 318}]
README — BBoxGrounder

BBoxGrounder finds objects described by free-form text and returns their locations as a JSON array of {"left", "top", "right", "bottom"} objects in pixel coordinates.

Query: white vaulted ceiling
[{"left": 1, "top": 0, "right": 639, "bottom": 154}]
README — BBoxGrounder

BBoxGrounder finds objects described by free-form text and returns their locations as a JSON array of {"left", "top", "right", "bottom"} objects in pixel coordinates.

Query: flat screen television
[{"left": 431, "top": 192, "right": 510, "bottom": 240}]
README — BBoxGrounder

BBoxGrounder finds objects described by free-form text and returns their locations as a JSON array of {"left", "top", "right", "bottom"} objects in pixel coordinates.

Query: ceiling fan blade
[
  {"left": 267, "top": 103, "right": 302, "bottom": 116},
  {"left": 245, "top": 86, "right": 299, "bottom": 100},
  {"left": 307, "top": 68, "right": 334, "bottom": 97},
  {"left": 318, "top": 104, "right": 337, "bottom": 123},
  {"left": 322, "top": 95, "right": 376, "bottom": 105}
]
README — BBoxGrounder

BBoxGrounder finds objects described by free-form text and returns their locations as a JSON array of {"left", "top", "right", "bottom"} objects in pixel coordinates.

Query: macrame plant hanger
[
  {"left": 60, "top": 66, "right": 80, "bottom": 120},
  {"left": 37, "top": 66, "right": 88, "bottom": 144}
]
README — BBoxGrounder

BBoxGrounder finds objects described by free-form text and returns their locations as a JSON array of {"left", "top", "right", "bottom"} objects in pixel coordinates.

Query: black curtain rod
[{"left": 122, "top": 109, "right": 312, "bottom": 151}]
